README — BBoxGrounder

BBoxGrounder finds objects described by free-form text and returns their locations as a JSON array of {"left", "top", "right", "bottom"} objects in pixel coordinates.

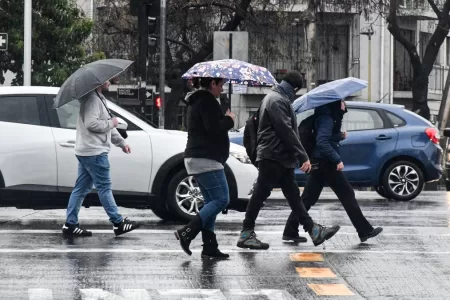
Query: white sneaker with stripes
[{"left": 113, "top": 217, "right": 140, "bottom": 236}]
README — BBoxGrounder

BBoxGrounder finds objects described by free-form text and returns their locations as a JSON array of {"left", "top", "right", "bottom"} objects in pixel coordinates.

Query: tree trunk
[{"left": 411, "top": 74, "right": 431, "bottom": 120}]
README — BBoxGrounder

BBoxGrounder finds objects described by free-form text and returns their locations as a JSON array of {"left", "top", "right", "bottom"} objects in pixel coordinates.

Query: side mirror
[
  {"left": 116, "top": 117, "right": 128, "bottom": 130},
  {"left": 444, "top": 128, "right": 450, "bottom": 138}
]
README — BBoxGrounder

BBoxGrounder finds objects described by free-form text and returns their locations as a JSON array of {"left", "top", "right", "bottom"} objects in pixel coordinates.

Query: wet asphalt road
[{"left": 0, "top": 191, "right": 450, "bottom": 300}]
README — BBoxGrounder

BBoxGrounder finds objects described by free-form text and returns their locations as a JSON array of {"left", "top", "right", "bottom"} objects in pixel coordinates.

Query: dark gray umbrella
[{"left": 53, "top": 59, "right": 134, "bottom": 108}]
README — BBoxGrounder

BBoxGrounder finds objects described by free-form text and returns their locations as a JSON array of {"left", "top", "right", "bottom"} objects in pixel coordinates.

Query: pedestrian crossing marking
[
  {"left": 307, "top": 284, "right": 354, "bottom": 296},
  {"left": 290, "top": 253, "right": 324, "bottom": 262},
  {"left": 28, "top": 289, "right": 53, "bottom": 300},
  {"left": 296, "top": 267, "right": 337, "bottom": 278},
  {"left": 25, "top": 289, "right": 298, "bottom": 299}
]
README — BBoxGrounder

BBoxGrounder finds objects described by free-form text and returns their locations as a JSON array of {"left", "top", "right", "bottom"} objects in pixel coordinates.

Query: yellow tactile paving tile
[
  {"left": 290, "top": 253, "right": 324, "bottom": 262},
  {"left": 296, "top": 267, "right": 337, "bottom": 278},
  {"left": 308, "top": 284, "right": 354, "bottom": 296}
]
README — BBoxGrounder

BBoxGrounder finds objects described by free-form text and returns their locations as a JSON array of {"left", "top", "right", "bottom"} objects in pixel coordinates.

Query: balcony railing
[{"left": 394, "top": 65, "right": 448, "bottom": 94}]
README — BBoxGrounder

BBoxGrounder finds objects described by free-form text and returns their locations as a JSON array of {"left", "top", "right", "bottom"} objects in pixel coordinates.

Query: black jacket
[
  {"left": 256, "top": 86, "right": 309, "bottom": 168},
  {"left": 311, "top": 103, "right": 345, "bottom": 165},
  {"left": 184, "top": 90, "right": 234, "bottom": 164}
]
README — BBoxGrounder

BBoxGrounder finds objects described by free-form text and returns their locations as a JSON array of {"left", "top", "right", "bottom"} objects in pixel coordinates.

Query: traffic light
[
  {"left": 130, "top": 0, "right": 160, "bottom": 16},
  {"left": 154, "top": 95, "right": 161, "bottom": 110}
]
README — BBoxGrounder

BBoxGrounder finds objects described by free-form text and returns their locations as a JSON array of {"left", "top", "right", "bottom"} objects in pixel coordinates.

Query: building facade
[{"left": 229, "top": 1, "right": 449, "bottom": 128}]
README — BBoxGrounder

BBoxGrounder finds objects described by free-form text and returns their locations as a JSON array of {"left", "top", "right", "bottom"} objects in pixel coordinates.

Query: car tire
[
  {"left": 374, "top": 186, "right": 390, "bottom": 199},
  {"left": 381, "top": 160, "right": 424, "bottom": 201},
  {"left": 166, "top": 169, "right": 204, "bottom": 223},
  {"left": 151, "top": 205, "right": 176, "bottom": 221}
]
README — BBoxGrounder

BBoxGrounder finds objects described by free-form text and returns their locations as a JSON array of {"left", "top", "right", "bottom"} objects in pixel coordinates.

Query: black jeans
[
  {"left": 283, "top": 160, "right": 374, "bottom": 238},
  {"left": 243, "top": 159, "right": 314, "bottom": 232}
]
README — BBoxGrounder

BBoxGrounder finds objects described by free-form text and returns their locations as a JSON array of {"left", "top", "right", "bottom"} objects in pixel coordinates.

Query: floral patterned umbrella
[{"left": 181, "top": 59, "right": 278, "bottom": 86}]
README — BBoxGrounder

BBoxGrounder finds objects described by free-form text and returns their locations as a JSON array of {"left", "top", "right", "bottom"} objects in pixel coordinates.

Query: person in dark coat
[
  {"left": 236, "top": 71, "right": 341, "bottom": 250},
  {"left": 174, "top": 76, "right": 236, "bottom": 259},
  {"left": 282, "top": 100, "right": 383, "bottom": 243}
]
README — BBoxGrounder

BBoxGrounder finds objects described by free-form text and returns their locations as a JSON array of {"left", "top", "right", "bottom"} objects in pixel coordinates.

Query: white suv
[{"left": 0, "top": 86, "right": 258, "bottom": 221}]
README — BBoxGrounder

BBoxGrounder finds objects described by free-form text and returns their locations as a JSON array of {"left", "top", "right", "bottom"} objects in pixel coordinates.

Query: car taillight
[{"left": 425, "top": 127, "right": 440, "bottom": 144}]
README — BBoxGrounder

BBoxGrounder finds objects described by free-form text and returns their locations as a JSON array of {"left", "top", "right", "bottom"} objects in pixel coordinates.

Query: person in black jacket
[
  {"left": 174, "top": 77, "right": 235, "bottom": 259},
  {"left": 282, "top": 100, "right": 383, "bottom": 243},
  {"left": 236, "top": 71, "right": 341, "bottom": 250}
]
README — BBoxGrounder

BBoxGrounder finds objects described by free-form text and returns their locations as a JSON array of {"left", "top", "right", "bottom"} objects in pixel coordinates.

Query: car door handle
[
  {"left": 59, "top": 141, "right": 75, "bottom": 148},
  {"left": 376, "top": 135, "right": 392, "bottom": 141}
]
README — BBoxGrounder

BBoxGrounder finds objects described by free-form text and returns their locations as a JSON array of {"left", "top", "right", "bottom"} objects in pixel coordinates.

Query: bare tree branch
[
  {"left": 386, "top": 0, "right": 421, "bottom": 68},
  {"left": 427, "top": 0, "right": 441, "bottom": 17},
  {"left": 154, "top": 35, "right": 196, "bottom": 53}
]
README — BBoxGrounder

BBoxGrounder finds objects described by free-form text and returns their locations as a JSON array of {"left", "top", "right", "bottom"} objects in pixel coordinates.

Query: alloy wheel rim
[
  {"left": 175, "top": 176, "right": 204, "bottom": 216},
  {"left": 388, "top": 165, "right": 419, "bottom": 197}
]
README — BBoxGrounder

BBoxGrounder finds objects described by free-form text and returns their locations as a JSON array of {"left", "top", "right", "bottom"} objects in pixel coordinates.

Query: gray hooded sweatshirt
[{"left": 74, "top": 91, "right": 126, "bottom": 156}]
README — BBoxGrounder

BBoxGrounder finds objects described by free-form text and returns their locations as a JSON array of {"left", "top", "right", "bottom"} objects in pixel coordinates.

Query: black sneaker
[
  {"left": 113, "top": 217, "right": 140, "bottom": 236},
  {"left": 360, "top": 227, "right": 383, "bottom": 243},
  {"left": 282, "top": 235, "right": 307, "bottom": 243},
  {"left": 62, "top": 223, "right": 92, "bottom": 237}
]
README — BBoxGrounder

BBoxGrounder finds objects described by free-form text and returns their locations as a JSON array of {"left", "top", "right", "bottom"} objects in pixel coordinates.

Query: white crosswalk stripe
[
  {"left": 26, "top": 289, "right": 296, "bottom": 300},
  {"left": 28, "top": 289, "right": 53, "bottom": 300}
]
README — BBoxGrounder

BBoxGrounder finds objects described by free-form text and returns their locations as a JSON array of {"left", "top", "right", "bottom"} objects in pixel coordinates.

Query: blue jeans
[
  {"left": 195, "top": 169, "right": 230, "bottom": 232},
  {"left": 66, "top": 153, "right": 123, "bottom": 225}
]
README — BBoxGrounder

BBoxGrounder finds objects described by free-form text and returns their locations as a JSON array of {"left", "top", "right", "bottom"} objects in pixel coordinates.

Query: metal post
[
  {"left": 368, "top": 35, "right": 372, "bottom": 102},
  {"left": 228, "top": 33, "right": 232, "bottom": 112},
  {"left": 138, "top": 2, "right": 148, "bottom": 119},
  {"left": 24, "top": 0, "right": 32, "bottom": 86},
  {"left": 159, "top": 0, "right": 166, "bottom": 129}
]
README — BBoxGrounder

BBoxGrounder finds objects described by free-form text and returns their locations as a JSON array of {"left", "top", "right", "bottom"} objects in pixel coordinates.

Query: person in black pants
[
  {"left": 283, "top": 100, "right": 383, "bottom": 243},
  {"left": 236, "top": 71, "right": 341, "bottom": 250}
]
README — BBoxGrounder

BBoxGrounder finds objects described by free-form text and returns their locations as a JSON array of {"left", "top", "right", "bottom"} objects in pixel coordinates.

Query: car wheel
[
  {"left": 167, "top": 169, "right": 204, "bottom": 222},
  {"left": 374, "top": 186, "right": 390, "bottom": 199},
  {"left": 381, "top": 160, "right": 424, "bottom": 201},
  {"left": 151, "top": 205, "right": 176, "bottom": 221}
]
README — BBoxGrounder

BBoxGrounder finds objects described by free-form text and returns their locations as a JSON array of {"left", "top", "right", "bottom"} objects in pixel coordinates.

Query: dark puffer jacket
[
  {"left": 311, "top": 101, "right": 345, "bottom": 165},
  {"left": 184, "top": 89, "right": 234, "bottom": 164}
]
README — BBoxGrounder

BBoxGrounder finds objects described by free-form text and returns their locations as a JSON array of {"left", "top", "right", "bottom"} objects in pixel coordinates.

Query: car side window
[
  {"left": 385, "top": 111, "right": 406, "bottom": 127},
  {"left": 0, "top": 95, "right": 41, "bottom": 126},
  {"left": 343, "top": 108, "right": 384, "bottom": 132},
  {"left": 55, "top": 99, "right": 80, "bottom": 129},
  {"left": 109, "top": 109, "right": 142, "bottom": 131},
  {"left": 52, "top": 96, "right": 142, "bottom": 131}
]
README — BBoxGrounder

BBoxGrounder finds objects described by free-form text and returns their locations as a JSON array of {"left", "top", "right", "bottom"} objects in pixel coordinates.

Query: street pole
[
  {"left": 368, "top": 35, "right": 372, "bottom": 102},
  {"left": 138, "top": 2, "right": 148, "bottom": 119},
  {"left": 228, "top": 33, "right": 232, "bottom": 112},
  {"left": 159, "top": 0, "right": 166, "bottom": 129},
  {"left": 361, "top": 27, "right": 374, "bottom": 102},
  {"left": 24, "top": 0, "right": 32, "bottom": 86}
]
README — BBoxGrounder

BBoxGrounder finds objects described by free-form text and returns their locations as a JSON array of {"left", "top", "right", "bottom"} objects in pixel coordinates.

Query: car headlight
[{"left": 230, "top": 152, "right": 252, "bottom": 164}]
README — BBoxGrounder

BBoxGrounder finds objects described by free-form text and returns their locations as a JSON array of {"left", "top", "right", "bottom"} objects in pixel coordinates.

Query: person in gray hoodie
[{"left": 62, "top": 79, "right": 140, "bottom": 237}]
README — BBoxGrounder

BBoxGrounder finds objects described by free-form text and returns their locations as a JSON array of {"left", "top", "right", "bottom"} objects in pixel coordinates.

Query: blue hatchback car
[{"left": 229, "top": 101, "right": 443, "bottom": 201}]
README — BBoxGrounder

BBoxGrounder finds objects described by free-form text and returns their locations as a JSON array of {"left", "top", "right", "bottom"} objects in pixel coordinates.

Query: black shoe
[
  {"left": 201, "top": 230, "right": 229, "bottom": 260},
  {"left": 174, "top": 215, "right": 202, "bottom": 256},
  {"left": 282, "top": 235, "right": 307, "bottom": 243},
  {"left": 62, "top": 223, "right": 92, "bottom": 237},
  {"left": 309, "top": 223, "right": 340, "bottom": 246},
  {"left": 360, "top": 227, "right": 383, "bottom": 243},
  {"left": 113, "top": 217, "right": 140, "bottom": 236}
]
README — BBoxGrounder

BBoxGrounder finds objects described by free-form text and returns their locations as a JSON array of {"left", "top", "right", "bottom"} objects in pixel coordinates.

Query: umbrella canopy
[
  {"left": 181, "top": 59, "right": 278, "bottom": 86},
  {"left": 292, "top": 77, "right": 367, "bottom": 114},
  {"left": 53, "top": 59, "right": 134, "bottom": 108}
]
